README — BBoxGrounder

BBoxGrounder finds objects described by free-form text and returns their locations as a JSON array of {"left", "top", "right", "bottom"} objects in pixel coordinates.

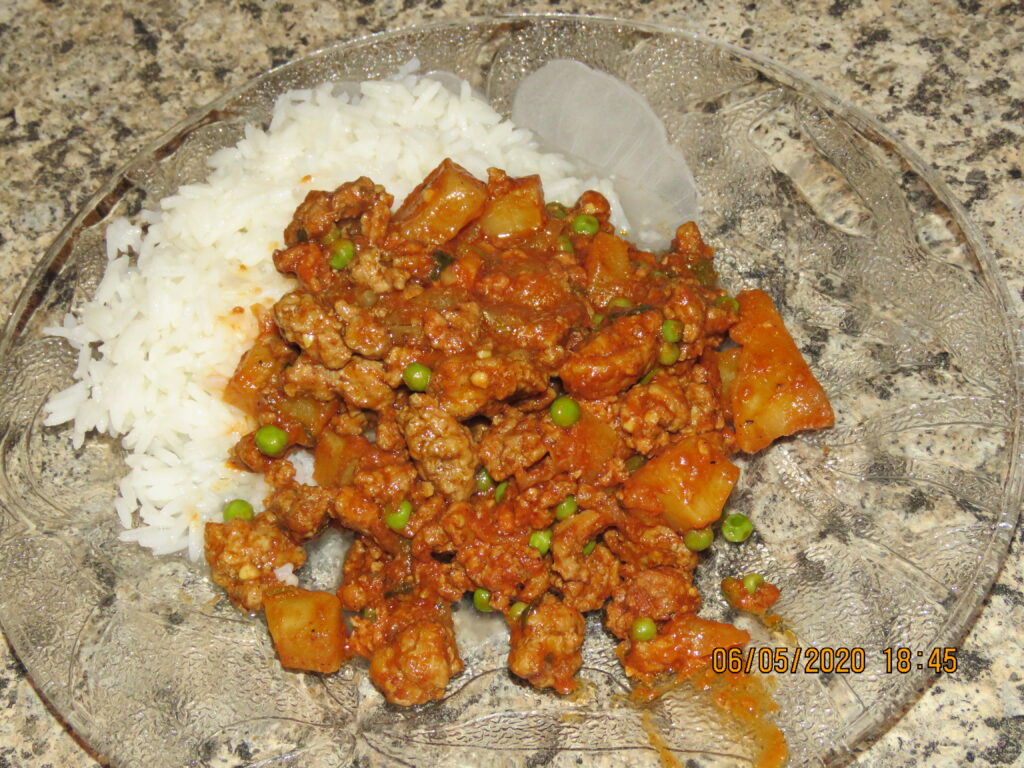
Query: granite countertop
[{"left": 1, "top": 0, "right": 1021, "bottom": 766}]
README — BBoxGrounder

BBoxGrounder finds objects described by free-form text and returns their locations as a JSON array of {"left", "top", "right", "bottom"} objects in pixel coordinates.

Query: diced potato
[
  {"left": 392, "top": 159, "right": 487, "bottom": 245},
  {"left": 313, "top": 431, "right": 373, "bottom": 487},
  {"left": 551, "top": 412, "right": 623, "bottom": 481},
  {"left": 264, "top": 588, "right": 347, "bottom": 674},
  {"left": 728, "top": 290, "right": 834, "bottom": 453},
  {"left": 224, "top": 336, "right": 295, "bottom": 416},
  {"left": 478, "top": 175, "right": 545, "bottom": 241},
  {"left": 584, "top": 232, "right": 631, "bottom": 296},
  {"left": 622, "top": 434, "right": 739, "bottom": 532}
]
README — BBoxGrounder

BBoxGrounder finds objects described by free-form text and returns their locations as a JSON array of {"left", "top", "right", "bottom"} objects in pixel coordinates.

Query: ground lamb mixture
[{"left": 204, "top": 158, "right": 834, "bottom": 706}]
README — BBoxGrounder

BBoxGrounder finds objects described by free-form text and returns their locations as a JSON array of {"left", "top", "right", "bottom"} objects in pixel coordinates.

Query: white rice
[{"left": 43, "top": 71, "right": 627, "bottom": 560}]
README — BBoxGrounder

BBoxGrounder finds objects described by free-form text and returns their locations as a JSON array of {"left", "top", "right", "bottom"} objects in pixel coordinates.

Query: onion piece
[{"left": 511, "top": 59, "right": 699, "bottom": 247}]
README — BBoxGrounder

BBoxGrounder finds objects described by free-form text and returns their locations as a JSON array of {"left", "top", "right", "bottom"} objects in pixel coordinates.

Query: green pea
[
  {"left": 557, "top": 234, "right": 575, "bottom": 254},
  {"left": 402, "top": 362, "right": 431, "bottom": 392},
  {"left": 363, "top": 607, "right": 378, "bottom": 622},
  {"left": 223, "top": 499, "right": 254, "bottom": 522},
  {"left": 254, "top": 425, "right": 288, "bottom": 457},
  {"left": 609, "top": 297, "right": 632, "bottom": 310},
  {"left": 528, "top": 529, "right": 552, "bottom": 556},
  {"left": 384, "top": 500, "right": 413, "bottom": 531},
  {"left": 473, "top": 587, "right": 494, "bottom": 612},
  {"left": 658, "top": 342, "right": 681, "bottom": 366},
  {"left": 721, "top": 512, "right": 754, "bottom": 543},
  {"left": 322, "top": 226, "right": 344, "bottom": 245},
  {"left": 550, "top": 395, "right": 581, "bottom": 427},
  {"left": 582, "top": 540, "right": 597, "bottom": 556},
  {"left": 546, "top": 201, "right": 568, "bottom": 219},
  {"left": 508, "top": 601, "right": 529, "bottom": 624},
  {"left": 494, "top": 480, "right": 510, "bottom": 503},
  {"left": 743, "top": 573, "right": 765, "bottom": 594},
  {"left": 570, "top": 214, "right": 600, "bottom": 236},
  {"left": 625, "top": 454, "right": 647, "bottom": 473},
  {"left": 329, "top": 238, "right": 356, "bottom": 269},
  {"left": 661, "top": 319, "right": 683, "bottom": 343},
  {"left": 684, "top": 527, "right": 714, "bottom": 552},
  {"left": 715, "top": 295, "right": 740, "bottom": 314},
  {"left": 631, "top": 617, "right": 657, "bottom": 641},
  {"left": 554, "top": 495, "right": 578, "bottom": 521},
  {"left": 475, "top": 466, "right": 495, "bottom": 492}
]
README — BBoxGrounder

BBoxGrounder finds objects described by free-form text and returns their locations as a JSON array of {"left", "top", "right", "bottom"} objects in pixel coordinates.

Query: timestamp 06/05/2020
[{"left": 710, "top": 646, "right": 959, "bottom": 675}]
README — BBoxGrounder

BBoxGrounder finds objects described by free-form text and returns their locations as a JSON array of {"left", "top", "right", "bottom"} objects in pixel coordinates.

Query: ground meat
[
  {"left": 372, "top": 404, "right": 406, "bottom": 452},
  {"left": 558, "top": 310, "right": 662, "bottom": 399},
  {"left": 204, "top": 513, "right": 306, "bottom": 612},
  {"left": 283, "top": 354, "right": 346, "bottom": 402},
  {"left": 509, "top": 475, "right": 578, "bottom": 530},
  {"left": 605, "top": 567, "right": 701, "bottom": 639},
  {"left": 369, "top": 614, "right": 463, "bottom": 706},
  {"left": 396, "top": 394, "right": 476, "bottom": 500},
  {"left": 329, "top": 486, "right": 403, "bottom": 554},
  {"left": 552, "top": 543, "right": 619, "bottom": 613},
  {"left": 351, "top": 456, "right": 419, "bottom": 513},
  {"left": 422, "top": 301, "right": 483, "bottom": 354},
  {"left": 508, "top": 594, "right": 586, "bottom": 694},
  {"left": 429, "top": 351, "right": 549, "bottom": 420},
  {"left": 274, "top": 291, "right": 351, "bottom": 369},
  {"left": 273, "top": 241, "right": 334, "bottom": 293},
  {"left": 337, "top": 535, "right": 395, "bottom": 613},
  {"left": 230, "top": 432, "right": 280, "bottom": 473},
  {"left": 336, "top": 302, "right": 391, "bottom": 360},
  {"left": 551, "top": 508, "right": 615, "bottom": 582},
  {"left": 411, "top": 553, "right": 474, "bottom": 604},
  {"left": 284, "top": 176, "right": 393, "bottom": 246},
  {"left": 617, "top": 370, "right": 695, "bottom": 455},
  {"left": 335, "top": 356, "right": 394, "bottom": 411},
  {"left": 477, "top": 407, "right": 556, "bottom": 481},
  {"left": 265, "top": 484, "right": 333, "bottom": 539},
  {"left": 349, "top": 245, "right": 415, "bottom": 294},
  {"left": 210, "top": 162, "right": 832, "bottom": 707},
  {"left": 603, "top": 521, "right": 700, "bottom": 578},
  {"left": 660, "top": 281, "right": 709, "bottom": 360},
  {"left": 441, "top": 502, "right": 550, "bottom": 607}
]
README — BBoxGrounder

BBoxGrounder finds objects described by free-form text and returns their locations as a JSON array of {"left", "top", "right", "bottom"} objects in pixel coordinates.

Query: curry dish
[{"left": 204, "top": 159, "right": 834, "bottom": 706}]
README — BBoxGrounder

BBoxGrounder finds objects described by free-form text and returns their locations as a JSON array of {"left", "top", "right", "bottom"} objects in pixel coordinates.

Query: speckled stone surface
[{"left": 0, "top": 0, "right": 1021, "bottom": 766}]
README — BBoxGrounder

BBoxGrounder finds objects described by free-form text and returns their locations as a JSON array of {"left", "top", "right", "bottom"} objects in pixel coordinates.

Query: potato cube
[
  {"left": 728, "top": 290, "right": 834, "bottom": 453},
  {"left": 264, "top": 588, "right": 347, "bottom": 674},
  {"left": 584, "top": 232, "right": 631, "bottom": 296},
  {"left": 479, "top": 175, "right": 545, "bottom": 241},
  {"left": 622, "top": 435, "right": 739, "bottom": 532},
  {"left": 551, "top": 412, "right": 624, "bottom": 481},
  {"left": 392, "top": 158, "right": 487, "bottom": 244}
]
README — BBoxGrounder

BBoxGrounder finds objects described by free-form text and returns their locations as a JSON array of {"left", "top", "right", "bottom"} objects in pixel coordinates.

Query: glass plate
[{"left": 0, "top": 15, "right": 1019, "bottom": 768}]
